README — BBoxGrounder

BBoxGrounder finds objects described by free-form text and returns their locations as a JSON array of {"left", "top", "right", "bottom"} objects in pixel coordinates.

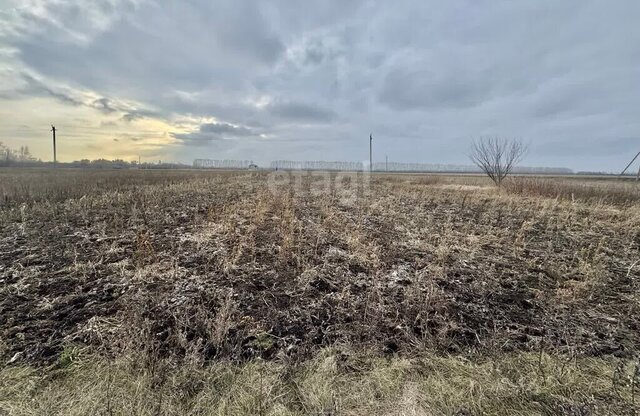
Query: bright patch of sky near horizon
[{"left": 0, "top": 0, "right": 639, "bottom": 171}]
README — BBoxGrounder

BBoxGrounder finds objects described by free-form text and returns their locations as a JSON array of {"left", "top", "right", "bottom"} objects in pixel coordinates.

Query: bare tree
[{"left": 469, "top": 137, "right": 527, "bottom": 186}]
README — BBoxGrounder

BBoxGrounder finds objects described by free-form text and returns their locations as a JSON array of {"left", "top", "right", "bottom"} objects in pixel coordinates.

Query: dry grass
[
  {"left": 504, "top": 176, "right": 640, "bottom": 205},
  {"left": 1, "top": 349, "right": 637, "bottom": 415},
  {"left": 0, "top": 168, "right": 235, "bottom": 207}
]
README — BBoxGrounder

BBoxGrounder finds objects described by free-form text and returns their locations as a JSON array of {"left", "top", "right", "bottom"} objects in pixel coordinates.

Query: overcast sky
[{"left": 1, "top": 0, "right": 639, "bottom": 171}]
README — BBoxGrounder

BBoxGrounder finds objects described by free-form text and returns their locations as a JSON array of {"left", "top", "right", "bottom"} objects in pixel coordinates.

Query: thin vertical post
[
  {"left": 369, "top": 133, "right": 373, "bottom": 172},
  {"left": 51, "top": 125, "right": 57, "bottom": 165}
]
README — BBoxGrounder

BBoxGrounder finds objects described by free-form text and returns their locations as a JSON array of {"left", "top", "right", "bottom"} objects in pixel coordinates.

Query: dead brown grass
[{"left": 504, "top": 176, "right": 640, "bottom": 205}]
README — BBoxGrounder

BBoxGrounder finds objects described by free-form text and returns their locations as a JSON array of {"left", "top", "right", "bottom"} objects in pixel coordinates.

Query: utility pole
[
  {"left": 385, "top": 155, "right": 388, "bottom": 172},
  {"left": 51, "top": 125, "right": 57, "bottom": 165},
  {"left": 369, "top": 133, "right": 373, "bottom": 172}
]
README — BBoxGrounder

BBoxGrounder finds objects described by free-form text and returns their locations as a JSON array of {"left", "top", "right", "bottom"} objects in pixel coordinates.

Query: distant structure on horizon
[
  {"left": 271, "top": 159, "right": 572, "bottom": 174},
  {"left": 271, "top": 160, "right": 366, "bottom": 171},
  {"left": 193, "top": 159, "right": 255, "bottom": 169}
]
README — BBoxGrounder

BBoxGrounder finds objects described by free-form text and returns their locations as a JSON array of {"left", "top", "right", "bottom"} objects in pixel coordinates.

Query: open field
[{"left": 1, "top": 169, "right": 640, "bottom": 415}]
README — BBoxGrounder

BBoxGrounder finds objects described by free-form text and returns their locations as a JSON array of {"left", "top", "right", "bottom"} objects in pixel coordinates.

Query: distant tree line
[
  {"left": 0, "top": 143, "right": 190, "bottom": 169},
  {"left": 0, "top": 142, "right": 38, "bottom": 166},
  {"left": 69, "top": 159, "right": 190, "bottom": 169}
]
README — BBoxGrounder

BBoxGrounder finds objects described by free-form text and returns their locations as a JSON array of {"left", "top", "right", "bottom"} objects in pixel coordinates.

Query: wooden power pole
[{"left": 51, "top": 125, "right": 57, "bottom": 165}]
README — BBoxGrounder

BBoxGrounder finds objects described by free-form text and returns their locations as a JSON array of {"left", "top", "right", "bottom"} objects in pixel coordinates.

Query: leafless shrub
[{"left": 469, "top": 137, "right": 527, "bottom": 186}]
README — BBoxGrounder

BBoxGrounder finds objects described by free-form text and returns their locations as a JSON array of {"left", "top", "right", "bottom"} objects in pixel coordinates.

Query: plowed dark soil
[{"left": 1, "top": 170, "right": 639, "bottom": 365}]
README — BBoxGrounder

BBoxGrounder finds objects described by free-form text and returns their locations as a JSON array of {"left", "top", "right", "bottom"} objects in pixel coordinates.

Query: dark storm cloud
[{"left": 1, "top": 0, "right": 640, "bottom": 170}]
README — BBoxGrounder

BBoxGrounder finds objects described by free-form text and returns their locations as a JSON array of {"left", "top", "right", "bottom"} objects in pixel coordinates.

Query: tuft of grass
[
  {"left": 55, "top": 346, "right": 81, "bottom": 369},
  {"left": 0, "top": 349, "right": 637, "bottom": 415}
]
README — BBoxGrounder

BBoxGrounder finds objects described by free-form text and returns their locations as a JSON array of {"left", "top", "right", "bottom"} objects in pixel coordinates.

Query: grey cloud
[
  {"left": 267, "top": 100, "right": 335, "bottom": 123},
  {"left": 213, "top": 1, "right": 284, "bottom": 64},
  {"left": 379, "top": 66, "right": 495, "bottom": 110},
  {"left": 92, "top": 97, "right": 117, "bottom": 113},
  {"left": 16, "top": 73, "right": 159, "bottom": 123},
  {"left": 1, "top": 0, "right": 143, "bottom": 43},
  {"left": 172, "top": 121, "right": 258, "bottom": 146},
  {"left": 121, "top": 109, "right": 160, "bottom": 122},
  {"left": 171, "top": 132, "right": 221, "bottom": 146},
  {"left": 9, "top": 0, "right": 285, "bottom": 97},
  {"left": 536, "top": 136, "right": 640, "bottom": 157},
  {"left": 304, "top": 41, "right": 325, "bottom": 65},
  {"left": 116, "top": 133, "right": 147, "bottom": 142},
  {"left": 200, "top": 122, "right": 254, "bottom": 137},
  {"left": 19, "top": 73, "right": 83, "bottom": 106},
  {"left": 42, "top": 88, "right": 83, "bottom": 107}
]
